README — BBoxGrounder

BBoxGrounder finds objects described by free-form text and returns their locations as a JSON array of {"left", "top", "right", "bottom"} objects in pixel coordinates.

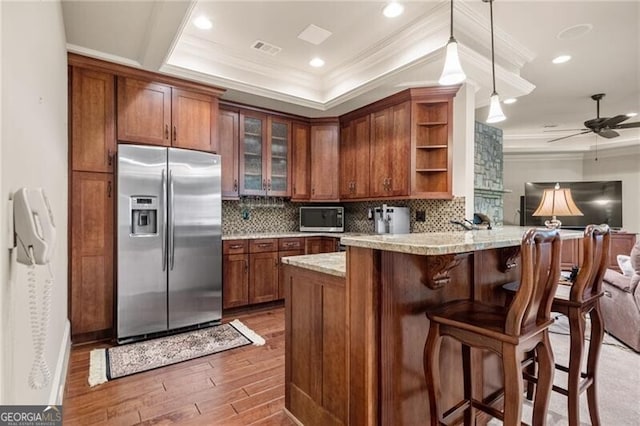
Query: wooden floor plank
[{"left": 63, "top": 307, "right": 294, "bottom": 425}]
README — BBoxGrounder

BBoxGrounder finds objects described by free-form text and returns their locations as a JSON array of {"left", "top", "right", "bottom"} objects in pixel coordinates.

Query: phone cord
[{"left": 27, "top": 262, "right": 52, "bottom": 390}]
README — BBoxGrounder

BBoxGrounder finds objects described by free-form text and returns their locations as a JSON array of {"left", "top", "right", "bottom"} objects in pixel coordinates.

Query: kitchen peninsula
[{"left": 282, "top": 226, "right": 582, "bottom": 426}]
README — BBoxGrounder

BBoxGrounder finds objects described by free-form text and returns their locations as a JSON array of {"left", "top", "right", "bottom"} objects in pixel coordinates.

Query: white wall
[
  {"left": 452, "top": 82, "right": 477, "bottom": 219},
  {"left": 503, "top": 153, "right": 584, "bottom": 225},
  {"left": 1, "top": 1, "right": 69, "bottom": 405},
  {"left": 583, "top": 146, "right": 640, "bottom": 234}
]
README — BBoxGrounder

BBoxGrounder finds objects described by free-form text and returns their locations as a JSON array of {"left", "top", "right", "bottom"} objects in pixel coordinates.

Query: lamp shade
[
  {"left": 532, "top": 184, "right": 583, "bottom": 217},
  {"left": 486, "top": 93, "right": 506, "bottom": 123},
  {"left": 439, "top": 38, "right": 466, "bottom": 85}
]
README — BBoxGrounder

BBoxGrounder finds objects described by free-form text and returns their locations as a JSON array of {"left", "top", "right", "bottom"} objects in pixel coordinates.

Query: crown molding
[
  {"left": 66, "top": 44, "right": 142, "bottom": 68},
  {"left": 504, "top": 152, "right": 585, "bottom": 161}
]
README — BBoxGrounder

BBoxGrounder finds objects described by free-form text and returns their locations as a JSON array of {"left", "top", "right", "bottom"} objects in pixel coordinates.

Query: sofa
[{"left": 601, "top": 240, "right": 640, "bottom": 352}]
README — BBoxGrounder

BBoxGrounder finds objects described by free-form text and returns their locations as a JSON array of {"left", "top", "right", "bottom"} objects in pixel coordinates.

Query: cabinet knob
[
  {"left": 312, "top": 188, "right": 315, "bottom": 195},
  {"left": 245, "top": 260, "right": 248, "bottom": 273},
  {"left": 267, "top": 179, "right": 272, "bottom": 191},
  {"left": 107, "top": 180, "right": 112, "bottom": 198},
  {"left": 263, "top": 179, "right": 267, "bottom": 191},
  {"left": 173, "top": 125, "right": 177, "bottom": 142},
  {"left": 165, "top": 124, "right": 169, "bottom": 140},
  {"left": 233, "top": 179, "right": 238, "bottom": 192},
  {"left": 107, "top": 149, "right": 113, "bottom": 166}
]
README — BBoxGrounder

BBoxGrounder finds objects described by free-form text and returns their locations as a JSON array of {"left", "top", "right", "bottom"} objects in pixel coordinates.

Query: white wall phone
[{"left": 10, "top": 188, "right": 56, "bottom": 390}]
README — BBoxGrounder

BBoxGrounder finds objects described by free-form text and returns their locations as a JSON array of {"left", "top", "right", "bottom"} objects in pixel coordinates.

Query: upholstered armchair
[{"left": 601, "top": 240, "right": 640, "bottom": 352}]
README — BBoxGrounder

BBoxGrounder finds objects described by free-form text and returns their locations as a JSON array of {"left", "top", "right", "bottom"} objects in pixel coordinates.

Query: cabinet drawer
[
  {"left": 223, "top": 239, "right": 248, "bottom": 255},
  {"left": 279, "top": 237, "right": 304, "bottom": 251},
  {"left": 250, "top": 238, "right": 278, "bottom": 253}
]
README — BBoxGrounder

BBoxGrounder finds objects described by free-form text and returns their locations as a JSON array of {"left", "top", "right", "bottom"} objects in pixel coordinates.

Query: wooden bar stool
[
  {"left": 504, "top": 224, "right": 611, "bottom": 426},
  {"left": 424, "top": 228, "right": 562, "bottom": 426}
]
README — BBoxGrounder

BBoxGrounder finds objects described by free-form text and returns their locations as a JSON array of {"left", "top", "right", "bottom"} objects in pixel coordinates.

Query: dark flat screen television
[{"left": 523, "top": 181, "right": 622, "bottom": 229}]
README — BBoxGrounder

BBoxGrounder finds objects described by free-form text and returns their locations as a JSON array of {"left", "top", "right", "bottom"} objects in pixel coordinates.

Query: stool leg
[
  {"left": 424, "top": 322, "right": 443, "bottom": 426},
  {"left": 586, "top": 304, "right": 604, "bottom": 426},
  {"left": 502, "top": 344, "right": 523, "bottom": 426},
  {"left": 567, "top": 308, "right": 585, "bottom": 426},
  {"left": 532, "top": 332, "right": 554, "bottom": 426}
]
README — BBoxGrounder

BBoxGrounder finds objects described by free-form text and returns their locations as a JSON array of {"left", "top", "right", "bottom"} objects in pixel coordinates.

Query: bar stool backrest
[
  {"left": 506, "top": 228, "right": 562, "bottom": 336},
  {"left": 572, "top": 224, "right": 611, "bottom": 302}
]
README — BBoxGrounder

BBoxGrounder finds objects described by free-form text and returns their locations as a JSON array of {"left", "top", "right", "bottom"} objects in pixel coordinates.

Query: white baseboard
[{"left": 48, "top": 319, "right": 70, "bottom": 405}]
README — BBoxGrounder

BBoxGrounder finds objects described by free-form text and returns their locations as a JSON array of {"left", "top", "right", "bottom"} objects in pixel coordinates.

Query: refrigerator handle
[
  {"left": 161, "top": 169, "right": 167, "bottom": 271},
  {"left": 169, "top": 170, "right": 175, "bottom": 270}
]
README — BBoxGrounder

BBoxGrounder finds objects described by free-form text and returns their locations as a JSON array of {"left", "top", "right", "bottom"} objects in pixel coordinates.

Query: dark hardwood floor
[{"left": 63, "top": 307, "right": 294, "bottom": 425}]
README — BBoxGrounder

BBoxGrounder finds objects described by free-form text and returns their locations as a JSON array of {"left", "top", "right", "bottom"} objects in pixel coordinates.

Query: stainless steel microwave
[{"left": 299, "top": 206, "right": 344, "bottom": 232}]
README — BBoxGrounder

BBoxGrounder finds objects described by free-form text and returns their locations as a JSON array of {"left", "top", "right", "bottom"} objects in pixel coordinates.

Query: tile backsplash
[{"left": 222, "top": 197, "right": 466, "bottom": 235}]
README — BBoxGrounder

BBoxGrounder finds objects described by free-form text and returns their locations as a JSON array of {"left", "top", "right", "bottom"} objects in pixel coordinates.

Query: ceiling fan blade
[
  {"left": 547, "top": 130, "right": 592, "bottom": 143},
  {"left": 543, "top": 128, "right": 588, "bottom": 133},
  {"left": 614, "top": 121, "right": 640, "bottom": 129},
  {"left": 596, "top": 128, "right": 619, "bottom": 138},
  {"left": 600, "top": 114, "right": 629, "bottom": 128}
]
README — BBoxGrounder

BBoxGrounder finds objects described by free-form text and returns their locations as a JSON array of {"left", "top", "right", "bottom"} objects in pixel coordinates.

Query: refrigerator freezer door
[
  {"left": 168, "top": 148, "right": 222, "bottom": 329},
  {"left": 117, "top": 144, "right": 168, "bottom": 338}
]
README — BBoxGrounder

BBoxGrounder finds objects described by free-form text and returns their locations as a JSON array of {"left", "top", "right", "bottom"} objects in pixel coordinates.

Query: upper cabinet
[
  {"left": 369, "top": 101, "right": 410, "bottom": 197},
  {"left": 340, "top": 115, "right": 370, "bottom": 199},
  {"left": 117, "top": 77, "right": 219, "bottom": 153},
  {"left": 309, "top": 121, "right": 340, "bottom": 201},
  {"left": 338, "top": 86, "right": 458, "bottom": 201},
  {"left": 219, "top": 108, "right": 240, "bottom": 199},
  {"left": 291, "top": 122, "right": 311, "bottom": 200},
  {"left": 70, "top": 67, "right": 116, "bottom": 173},
  {"left": 239, "top": 110, "right": 291, "bottom": 197}
]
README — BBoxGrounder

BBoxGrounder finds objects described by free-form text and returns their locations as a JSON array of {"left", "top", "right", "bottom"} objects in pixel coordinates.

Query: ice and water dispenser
[{"left": 130, "top": 196, "right": 158, "bottom": 236}]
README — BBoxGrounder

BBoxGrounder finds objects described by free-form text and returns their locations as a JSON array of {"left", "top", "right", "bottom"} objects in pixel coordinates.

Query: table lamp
[{"left": 532, "top": 183, "right": 583, "bottom": 229}]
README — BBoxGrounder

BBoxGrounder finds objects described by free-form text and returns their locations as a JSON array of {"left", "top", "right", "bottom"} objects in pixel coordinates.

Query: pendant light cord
[
  {"left": 450, "top": 0, "right": 454, "bottom": 38},
  {"left": 489, "top": 0, "right": 497, "bottom": 95}
]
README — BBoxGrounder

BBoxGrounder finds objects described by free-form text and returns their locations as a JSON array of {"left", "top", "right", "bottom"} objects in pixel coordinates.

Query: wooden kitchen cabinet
[
  {"left": 117, "top": 77, "right": 218, "bottom": 153},
  {"left": 305, "top": 237, "right": 339, "bottom": 255},
  {"left": 340, "top": 115, "right": 370, "bottom": 199},
  {"left": 70, "top": 67, "right": 116, "bottom": 173},
  {"left": 279, "top": 249, "right": 305, "bottom": 299},
  {"left": 291, "top": 122, "right": 311, "bottom": 200},
  {"left": 239, "top": 111, "right": 291, "bottom": 197},
  {"left": 310, "top": 122, "right": 340, "bottom": 201},
  {"left": 369, "top": 101, "right": 410, "bottom": 197},
  {"left": 250, "top": 251, "right": 280, "bottom": 304},
  {"left": 223, "top": 240, "right": 249, "bottom": 309},
  {"left": 70, "top": 171, "right": 114, "bottom": 342},
  {"left": 219, "top": 108, "right": 240, "bottom": 199},
  {"left": 284, "top": 264, "right": 347, "bottom": 425}
]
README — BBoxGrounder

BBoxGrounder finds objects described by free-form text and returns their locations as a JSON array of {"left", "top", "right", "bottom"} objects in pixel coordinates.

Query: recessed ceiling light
[
  {"left": 193, "top": 16, "right": 212, "bottom": 30},
  {"left": 383, "top": 2, "right": 404, "bottom": 18},
  {"left": 309, "top": 57, "right": 325, "bottom": 68},
  {"left": 503, "top": 98, "right": 517, "bottom": 104},
  {"left": 627, "top": 112, "right": 638, "bottom": 117},
  {"left": 552, "top": 55, "right": 571, "bottom": 64},
  {"left": 557, "top": 23, "right": 593, "bottom": 40}
]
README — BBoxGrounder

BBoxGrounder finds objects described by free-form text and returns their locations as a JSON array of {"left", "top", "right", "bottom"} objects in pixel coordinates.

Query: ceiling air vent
[{"left": 251, "top": 40, "right": 282, "bottom": 56}]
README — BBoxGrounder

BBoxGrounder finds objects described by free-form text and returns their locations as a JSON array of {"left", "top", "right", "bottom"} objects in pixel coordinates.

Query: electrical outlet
[{"left": 416, "top": 210, "right": 426, "bottom": 222}]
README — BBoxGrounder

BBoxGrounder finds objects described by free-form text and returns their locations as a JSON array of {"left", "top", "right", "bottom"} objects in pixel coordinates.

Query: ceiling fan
[{"left": 548, "top": 93, "right": 640, "bottom": 143}]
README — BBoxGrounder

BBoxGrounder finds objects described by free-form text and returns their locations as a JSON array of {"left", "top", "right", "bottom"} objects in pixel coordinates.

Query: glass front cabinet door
[{"left": 239, "top": 111, "right": 291, "bottom": 197}]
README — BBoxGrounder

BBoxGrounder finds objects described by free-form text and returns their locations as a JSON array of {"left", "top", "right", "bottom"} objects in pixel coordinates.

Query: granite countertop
[
  {"left": 280, "top": 252, "right": 346, "bottom": 278},
  {"left": 222, "top": 232, "right": 366, "bottom": 240},
  {"left": 340, "top": 226, "right": 583, "bottom": 256}
]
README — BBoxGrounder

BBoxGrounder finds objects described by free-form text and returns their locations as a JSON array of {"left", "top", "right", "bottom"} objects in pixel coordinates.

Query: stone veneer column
[{"left": 474, "top": 121, "right": 504, "bottom": 225}]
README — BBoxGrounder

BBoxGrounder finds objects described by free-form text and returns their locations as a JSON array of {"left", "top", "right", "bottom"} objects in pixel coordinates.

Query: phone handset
[
  {"left": 11, "top": 188, "right": 56, "bottom": 390},
  {"left": 13, "top": 188, "right": 56, "bottom": 265}
]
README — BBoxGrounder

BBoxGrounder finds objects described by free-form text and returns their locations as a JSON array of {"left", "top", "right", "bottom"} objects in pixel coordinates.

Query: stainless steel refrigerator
[{"left": 117, "top": 144, "right": 222, "bottom": 341}]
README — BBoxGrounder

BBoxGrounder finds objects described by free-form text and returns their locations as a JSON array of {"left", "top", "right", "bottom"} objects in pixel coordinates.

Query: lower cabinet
[
  {"left": 70, "top": 171, "right": 114, "bottom": 342},
  {"left": 249, "top": 251, "right": 279, "bottom": 304},
  {"left": 223, "top": 236, "right": 336, "bottom": 309},
  {"left": 284, "top": 264, "right": 347, "bottom": 425},
  {"left": 306, "top": 237, "right": 339, "bottom": 254}
]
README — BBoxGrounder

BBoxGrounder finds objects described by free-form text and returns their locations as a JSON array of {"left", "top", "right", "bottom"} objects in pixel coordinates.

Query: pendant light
[
  {"left": 439, "top": 0, "right": 466, "bottom": 85},
  {"left": 485, "top": 0, "right": 506, "bottom": 123}
]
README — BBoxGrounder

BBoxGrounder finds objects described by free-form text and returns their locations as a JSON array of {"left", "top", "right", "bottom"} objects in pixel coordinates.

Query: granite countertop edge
[
  {"left": 340, "top": 226, "right": 584, "bottom": 256},
  {"left": 281, "top": 252, "right": 346, "bottom": 278}
]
